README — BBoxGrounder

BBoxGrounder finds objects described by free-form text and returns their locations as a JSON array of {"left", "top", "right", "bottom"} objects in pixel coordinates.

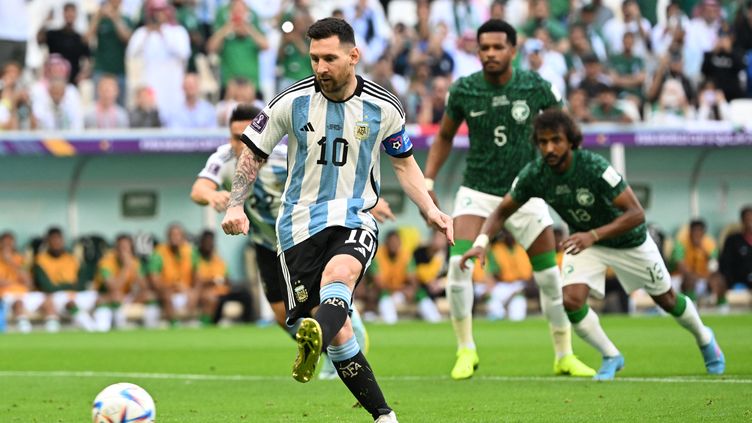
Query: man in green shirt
[
  {"left": 85, "top": 0, "right": 133, "bottom": 105},
  {"left": 424, "top": 19, "right": 594, "bottom": 380},
  {"left": 207, "top": 0, "right": 268, "bottom": 91},
  {"left": 461, "top": 109, "right": 726, "bottom": 380}
]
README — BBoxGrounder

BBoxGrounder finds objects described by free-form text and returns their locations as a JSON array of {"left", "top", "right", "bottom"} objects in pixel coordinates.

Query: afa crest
[
  {"left": 354, "top": 122, "right": 370, "bottom": 140},
  {"left": 576, "top": 188, "right": 595, "bottom": 206},
  {"left": 294, "top": 283, "right": 308, "bottom": 303},
  {"left": 511, "top": 100, "right": 530, "bottom": 123}
]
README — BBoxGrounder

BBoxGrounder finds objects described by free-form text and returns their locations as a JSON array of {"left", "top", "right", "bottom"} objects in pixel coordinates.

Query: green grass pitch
[{"left": 1, "top": 314, "right": 751, "bottom": 422}]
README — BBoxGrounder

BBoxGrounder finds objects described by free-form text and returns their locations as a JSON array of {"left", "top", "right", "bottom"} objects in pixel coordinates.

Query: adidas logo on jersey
[
  {"left": 300, "top": 122, "right": 315, "bottom": 132},
  {"left": 354, "top": 247, "right": 367, "bottom": 257}
]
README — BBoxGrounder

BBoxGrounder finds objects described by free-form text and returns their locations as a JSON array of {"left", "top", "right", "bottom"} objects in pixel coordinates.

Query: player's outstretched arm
[
  {"left": 423, "top": 114, "right": 461, "bottom": 206},
  {"left": 221, "top": 146, "right": 265, "bottom": 235},
  {"left": 562, "top": 186, "right": 645, "bottom": 255},
  {"left": 459, "top": 194, "right": 522, "bottom": 270},
  {"left": 190, "top": 178, "right": 230, "bottom": 212},
  {"left": 390, "top": 154, "right": 454, "bottom": 245}
]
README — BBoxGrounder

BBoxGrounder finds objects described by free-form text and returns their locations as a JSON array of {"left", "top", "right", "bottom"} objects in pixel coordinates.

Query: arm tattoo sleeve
[{"left": 228, "top": 146, "right": 265, "bottom": 208}]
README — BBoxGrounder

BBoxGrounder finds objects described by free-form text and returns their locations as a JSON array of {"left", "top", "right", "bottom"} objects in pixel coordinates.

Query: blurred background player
[
  {"left": 147, "top": 223, "right": 197, "bottom": 326},
  {"left": 194, "top": 230, "right": 228, "bottom": 326},
  {"left": 93, "top": 233, "right": 159, "bottom": 331},
  {"left": 462, "top": 110, "right": 725, "bottom": 380},
  {"left": 0, "top": 232, "right": 35, "bottom": 333},
  {"left": 423, "top": 19, "right": 594, "bottom": 380},
  {"left": 34, "top": 227, "right": 97, "bottom": 332}
]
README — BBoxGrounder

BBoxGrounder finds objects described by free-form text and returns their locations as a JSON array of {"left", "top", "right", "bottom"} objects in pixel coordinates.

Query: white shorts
[
  {"left": 452, "top": 186, "right": 553, "bottom": 249},
  {"left": 51, "top": 290, "right": 98, "bottom": 315},
  {"left": 561, "top": 237, "right": 672, "bottom": 299},
  {"left": 2, "top": 292, "right": 46, "bottom": 315}
]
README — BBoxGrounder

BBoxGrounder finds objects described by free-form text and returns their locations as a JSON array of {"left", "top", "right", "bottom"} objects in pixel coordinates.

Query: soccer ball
[{"left": 92, "top": 382, "right": 156, "bottom": 423}]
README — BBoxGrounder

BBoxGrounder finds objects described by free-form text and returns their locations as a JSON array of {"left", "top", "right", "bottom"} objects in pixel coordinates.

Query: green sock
[
  {"left": 683, "top": 291, "right": 697, "bottom": 302},
  {"left": 566, "top": 304, "right": 589, "bottom": 324},
  {"left": 530, "top": 251, "right": 557, "bottom": 271},
  {"left": 200, "top": 314, "right": 212, "bottom": 326},
  {"left": 717, "top": 296, "right": 728, "bottom": 306},
  {"left": 670, "top": 293, "right": 688, "bottom": 317}
]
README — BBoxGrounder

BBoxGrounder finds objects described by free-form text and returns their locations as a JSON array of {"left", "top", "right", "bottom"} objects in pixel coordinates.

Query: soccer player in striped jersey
[
  {"left": 424, "top": 19, "right": 595, "bottom": 380},
  {"left": 461, "top": 110, "right": 725, "bottom": 379},
  {"left": 222, "top": 18, "right": 453, "bottom": 423}
]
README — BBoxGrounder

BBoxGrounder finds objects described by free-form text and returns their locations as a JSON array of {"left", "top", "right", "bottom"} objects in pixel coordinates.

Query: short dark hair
[
  {"left": 307, "top": 17, "right": 355, "bottom": 45},
  {"left": 477, "top": 19, "right": 517, "bottom": 46},
  {"left": 229, "top": 103, "right": 261, "bottom": 123},
  {"left": 47, "top": 227, "right": 63, "bottom": 238},
  {"left": 532, "top": 109, "right": 583, "bottom": 149},
  {"left": 689, "top": 219, "right": 706, "bottom": 231},
  {"left": 115, "top": 233, "right": 133, "bottom": 244},
  {"left": 741, "top": 205, "right": 752, "bottom": 221}
]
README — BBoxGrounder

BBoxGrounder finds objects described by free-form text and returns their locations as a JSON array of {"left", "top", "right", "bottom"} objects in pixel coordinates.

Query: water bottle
[{"left": 0, "top": 299, "right": 7, "bottom": 333}]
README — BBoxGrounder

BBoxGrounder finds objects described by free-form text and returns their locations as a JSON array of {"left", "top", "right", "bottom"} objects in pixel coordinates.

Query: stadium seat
[{"left": 728, "top": 99, "right": 752, "bottom": 127}]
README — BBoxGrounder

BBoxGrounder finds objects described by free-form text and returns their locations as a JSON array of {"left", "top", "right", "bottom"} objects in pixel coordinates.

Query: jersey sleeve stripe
[
  {"left": 362, "top": 87, "right": 405, "bottom": 118},
  {"left": 267, "top": 77, "right": 315, "bottom": 108},
  {"left": 363, "top": 81, "right": 405, "bottom": 116},
  {"left": 240, "top": 133, "right": 270, "bottom": 160}
]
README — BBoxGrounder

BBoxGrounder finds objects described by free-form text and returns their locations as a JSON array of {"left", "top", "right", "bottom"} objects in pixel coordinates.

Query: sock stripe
[
  {"left": 320, "top": 282, "right": 352, "bottom": 308},
  {"left": 671, "top": 293, "right": 688, "bottom": 317},
  {"left": 566, "top": 304, "right": 590, "bottom": 324},
  {"left": 530, "top": 251, "right": 557, "bottom": 271},
  {"left": 328, "top": 335, "right": 360, "bottom": 362}
]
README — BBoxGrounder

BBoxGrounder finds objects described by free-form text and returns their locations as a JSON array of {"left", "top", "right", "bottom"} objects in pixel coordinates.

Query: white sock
[
  {"left": 350, "top": 308, "right": 369, "bottom": 353},
  {"left": 378, "top": 295, "right": 398, "bottom": 325},
  {"left": 534, "top": 267, "right": 572, "bottom": 358},
  {"left": 573, "top": 308, "right": 620, "bottom": 357},
  {"left": 73, "top": 311, "right": 96, "bottom": 332},
  {"left": 486, "top": 283, "right": 506, "bottom": 320},
  {"left": 418, "top": 297, "right": 441, "bottom": 323},
  {"left": 448, "top": 255, "right": 475, "bottom": 350},
  {"left": 93, "top": 307, "right": 113, "bottom": 332},
  {"left": 143, "top": 304, "right": 161, "bottom": 328},
  {"left": 673, "top": 297, "right": 712, "bottom": 346},
  {"left": 114, "top": 306, "right": 128, "bottom": 329},
  {"left": 507, "top": 295, "right": 527, "bottom": 321}
]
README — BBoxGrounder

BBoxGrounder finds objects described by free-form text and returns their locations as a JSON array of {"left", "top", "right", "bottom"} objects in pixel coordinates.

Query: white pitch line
[{"left": 0, "top": 371, "right": 749, "bottom": 385}]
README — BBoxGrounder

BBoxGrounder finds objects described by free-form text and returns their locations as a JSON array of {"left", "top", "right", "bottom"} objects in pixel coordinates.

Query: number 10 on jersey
[{"left": 317, "top": 137, "right": 349, "bottom": 166}]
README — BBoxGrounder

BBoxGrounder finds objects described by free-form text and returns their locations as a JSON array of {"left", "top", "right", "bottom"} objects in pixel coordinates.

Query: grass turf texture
[{"left": 1, "top": 314, "right": 750, "bottom": 422}]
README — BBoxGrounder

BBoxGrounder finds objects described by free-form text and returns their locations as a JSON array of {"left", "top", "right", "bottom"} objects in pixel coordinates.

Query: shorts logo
[
  {"left": 511, "top": 100, "right": 530, "bottom": 123},
  {"left": 576, "top": 188, "right": 595, "bottom": 206},
  {"left": 463, "top": 197, "right": 472, "bottom": 207},
  {"left": 564, "top": 265, "right": 574, "bottom": 274},
  {"left": 250, "top": 111, "right": 269, "bottom": 133},
  {"left": 294, "top": 283, "right": 308, "bottom": 303},
  {"left": 354, "top": 122, "right": 370, "bottom": 140}
]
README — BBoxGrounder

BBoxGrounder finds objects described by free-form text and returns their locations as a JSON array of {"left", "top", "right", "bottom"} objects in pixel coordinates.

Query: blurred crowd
[
  {"left": 2, "top": 0, "right": 752, "bottom": 132},
  {"left": 1, "top": 205, "right": 750, "bottom": 332}
]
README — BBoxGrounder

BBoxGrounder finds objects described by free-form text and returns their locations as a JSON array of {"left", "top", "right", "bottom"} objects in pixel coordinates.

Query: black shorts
[
  {"left": 278, "top": 226, "right": 377, "bottom": 325},
  {"left": 255, "top": 243, "right": 285, "bottom": 304}
]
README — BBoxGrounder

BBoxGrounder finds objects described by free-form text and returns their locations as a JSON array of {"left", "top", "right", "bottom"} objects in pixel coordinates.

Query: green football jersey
[
  {"left": 510, "top": 149, "right": 646, "bottom": 249},
  {"left": 445, "top": 70, "right": 563, "bottom": 196}
]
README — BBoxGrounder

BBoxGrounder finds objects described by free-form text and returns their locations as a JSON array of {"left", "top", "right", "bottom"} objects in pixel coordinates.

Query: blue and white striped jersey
[
  {"left": 242, "top": 75, "right": 411, "bottom": 252},
  {"left": 198, "top": 143, "right": 288, "bottom": 250}
]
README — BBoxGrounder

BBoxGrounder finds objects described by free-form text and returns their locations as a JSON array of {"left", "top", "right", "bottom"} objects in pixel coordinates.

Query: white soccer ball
[{"left": 92, "top": 382, "right": 156, "bottom": 423}]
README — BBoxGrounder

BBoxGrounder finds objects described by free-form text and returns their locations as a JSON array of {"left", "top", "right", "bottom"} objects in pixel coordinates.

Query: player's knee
[
  {"left": 562, "top": 288, "right": 586, "bottom": 311},
  {"left": 322, "top": 263, "right": 359, "bottom": 286}
]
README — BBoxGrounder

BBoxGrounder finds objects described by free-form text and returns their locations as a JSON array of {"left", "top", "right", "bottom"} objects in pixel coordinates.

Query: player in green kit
[
  {"left": 461, "top": 110, "right": 726, "bottom": 380},
  {"left": 424, "top": 19, "right": 594, "bottom": 379}
]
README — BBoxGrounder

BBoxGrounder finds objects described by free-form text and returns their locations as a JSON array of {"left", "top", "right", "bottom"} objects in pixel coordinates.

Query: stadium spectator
[
  {"left": 590, "top": 83, "right": 633, "bottom": 123},
  {"left": 418, "top": 75, "right": 449, "bottom": 125},
  {"left": 345, "top": 0, "right": 391, "bottom": 66},
  {"left": 0, "top": 62, "right": 36, "bottom": 130},
  {"left": 85, "top": 75, "right": 129, "bottom": 129},
  {"left": 408, "top": 231, "right": 446, "bottom": 323},
  {"left": 163, "top": 73, "right": 217, "bottom": 129},
  {"left": 651, "top": 1, "right": 690, "bottom": 57},
  {"left": 452, "top": 30, "right": 483, "bottom": 80},
  {"left": 602, "top": 0, "right": 652, "bottom": 57},
  {"left": 371, "top": 230, "right": 414, "bottom": 324},
  {"left": 129, "top": 86, "right": 162, "bottom": 128},
  {"left": 567, "top": 87, "right": 594, "bottom": 123},
  {"left": 30, "top": 54, "right": 81, "bottom": 113},
  {"left": 609, "top": 31, "right": 647, "bottom": 107},
  {"left": 34, "top": 227, "right": 97, "bottom": 332},
  {"left": 126, "top": 0, "right": 191, "bottom": 119},
  {"left": 369, "top": 54, "right": 408, "bottom": 102},
  {"left": 0, "top": 232, "right": 34, "bottom": 333},
  {"left": 733, "top": 1, "right": 752, "bottom": 54},
  {"left": 520, "top": 0, "right": 568, "bottom": 46},
  {"left": 413, "top": 24, "right": 455, "bottom": 78},
  {"left": 565, "top": 25, "right": 601, "bottom": 88},
  {"left": 194, "top": 230, "right": 228, "bottom": 326},
  {"left": 93, "top": 234, "right": 160, "bottom": 331},
  {"left": 648, "top": 77, "right": 694, "bottom": 123},
  {"left": 207, "top": 0, "right": 269, "bottom": 93},
  {"left": 148, "top": 223, "right": 197, "bottom": 325},
  {"left": 33, "top": 77, "right": 84, "bottom": 130},
  {"left": 477, "top": 230, "right": 533, "bottom": 321},
  {"left": 173, "top": 0, "right": 205, "bottom": 73},
  {"left": 696, "top": 79, "right": 731, "bottom": 121},
  {"left": 686, "top": 0, "right": 724, "bottom": 59},
  {"left": 429, "top": 0, "right": 485, "bottom": 43},
  {"left": 86, "top": 0, "right": 134, "bottom": 106},
  {"left": 574, "top": 53, "right": 612, "bottom": 101},
  {"left": 529, "top": 28, "right": 567, "bottom": 80},
  {"left": 719, "top": 206, "right": 752, "bottom": 294},
  {"left": 574, "top": 3, "right": 609, "bottom": 60},
  {"left": 701, "top": 27, "right": 745, "bottom": 101},
  {"left": 0, "top": 0, "right": 30, "bottom": 70},
  {"left": 671, "top": 220, "right": 726, "bottom": 310},
  {"left": 388, "top": 22, "right": 415, "bottom": 78},
  {"left": 405, "top": 60, "right": 432, "bottom": 123},
  {"left": 277, "top": 10, "right": 313, "bottom": 91},
  {"left": 525, "top": 38, "right": 566, "bottom": 99},
  {"left": 583, "top": 0, "right": 615, "bottom": 31},
  {"left": 215, "top": 77, "right": 263, "bottom": 126},
  {"left": 37, "top": 2, "right": 90, "bottom": 85},
  {"left": 647, "top": 49, "right": 695, "bottom": 107}
]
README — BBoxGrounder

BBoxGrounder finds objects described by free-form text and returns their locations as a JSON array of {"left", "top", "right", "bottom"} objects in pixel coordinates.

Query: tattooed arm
[{"left": 221, "top": 146, "right": 266, "bottom": 235}]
